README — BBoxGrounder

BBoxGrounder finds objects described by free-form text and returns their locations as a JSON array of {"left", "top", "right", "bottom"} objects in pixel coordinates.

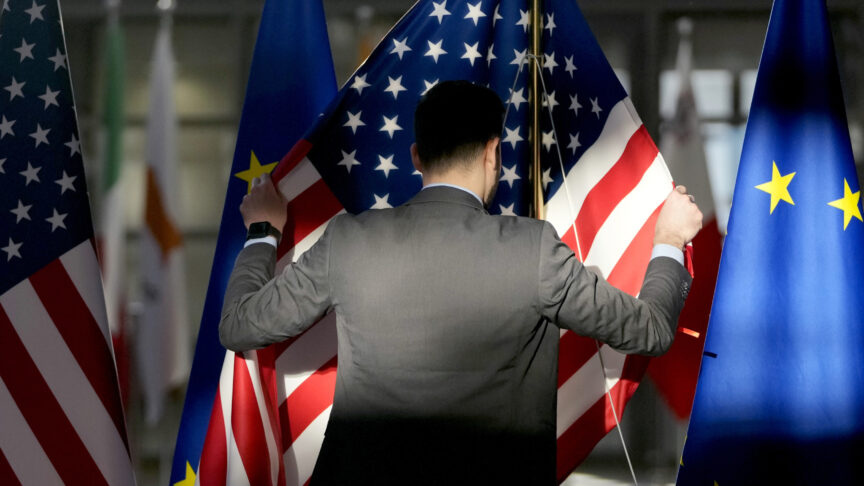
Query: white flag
[
  {"left": 660, "top": 18, "right": 717, "bottom": 221},
  {"left": 139, "top": 11, "right": 189, "bottom": 425},
  {"left": 649, "top": 17, "right": 722, "bottom": 421}
]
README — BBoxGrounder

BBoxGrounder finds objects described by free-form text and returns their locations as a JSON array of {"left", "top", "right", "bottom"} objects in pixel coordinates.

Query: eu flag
[
  {"left": 678, "top": 0, "right": 864, "bottom": 484},
  {"left": 169, "top": 0, "right": 336, "bottom": 483}
]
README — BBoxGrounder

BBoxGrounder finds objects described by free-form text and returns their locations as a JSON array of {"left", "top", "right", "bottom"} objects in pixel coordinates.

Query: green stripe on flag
[{"left": 102, "top": 12, "right": 124, "bottom": 191}]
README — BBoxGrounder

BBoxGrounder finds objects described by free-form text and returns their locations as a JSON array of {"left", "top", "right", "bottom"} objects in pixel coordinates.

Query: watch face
[{"left": 247, "top": 222, "right": 273, "bottom": 239}]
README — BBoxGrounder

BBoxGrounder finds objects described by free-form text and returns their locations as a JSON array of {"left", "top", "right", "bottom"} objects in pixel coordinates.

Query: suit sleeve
[
  {"left": 219, "top": 220, "right": 335, "bottom": 352},
  {"left": 537, "top": 222, "right": 692, "bottom": 356}
]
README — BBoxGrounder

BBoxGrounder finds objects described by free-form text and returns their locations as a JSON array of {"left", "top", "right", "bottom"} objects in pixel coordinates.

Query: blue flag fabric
[
  {"left": 298, "top": 0, "right": 532, "bottom": 216},
  {"left": 677, "top": 0, "right": 864, "bottom": 484},
  {"left": 169, "top": 0, "right": 336, "bottom": 482},
  {"left": 0, "top": 0, "right": 92, "bottom": 290}
]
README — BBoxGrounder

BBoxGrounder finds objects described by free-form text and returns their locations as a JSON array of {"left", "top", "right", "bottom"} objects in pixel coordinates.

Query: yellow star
[
  {"left": 173, "top": 462, "right": 196, "bottom": 486},
  {"left": 234, "top": 150, "right": 278, "bottom": 193},
  {"left": 755, "top": 161, "right": 795, "bottom": 214},
  {"left": 680, "top": 434, "right": 686, "bottom": 466},
  {"left": 827, "top": 178, "right": 862, "bottom": 230}
]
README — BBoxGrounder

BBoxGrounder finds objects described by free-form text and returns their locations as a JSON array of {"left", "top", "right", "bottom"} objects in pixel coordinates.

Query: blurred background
[{"left": 53, "top": 0, "right": 864, "bottom": 484}]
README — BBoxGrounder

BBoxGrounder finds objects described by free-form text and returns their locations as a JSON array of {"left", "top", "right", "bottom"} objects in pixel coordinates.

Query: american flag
[
  {"left": 183, "top": 0, "right": 679, "bottom": 484},
  {"left": 539, "top": 0, "right": 678, "bottom": 477},
  {"left": 0, "top": 1, "right": 135, "bottom": 485}
]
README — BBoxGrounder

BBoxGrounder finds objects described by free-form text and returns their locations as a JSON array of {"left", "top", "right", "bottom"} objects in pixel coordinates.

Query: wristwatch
[{"left": 246, "top": 221, "right": 282, "bottom": 242}]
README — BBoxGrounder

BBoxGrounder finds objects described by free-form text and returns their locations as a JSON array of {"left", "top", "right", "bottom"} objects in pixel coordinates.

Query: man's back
[
  {"left": 222, "top": 184, "right": 691, "bottom": 484},
  {"left": 317, "top": 185, "right": 560, "bottom": 484}
]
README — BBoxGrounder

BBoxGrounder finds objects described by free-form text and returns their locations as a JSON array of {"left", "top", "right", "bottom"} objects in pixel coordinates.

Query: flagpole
[
  {"left": 531, "top": 0, "right": 544, "bottom": 220},
  {"left": 528, "top": 6, "right": 639, "bottom": 480}
]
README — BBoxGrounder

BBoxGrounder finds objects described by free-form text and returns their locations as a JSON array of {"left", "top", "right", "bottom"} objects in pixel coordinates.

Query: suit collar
[
  {"left": 405, "top": 185, "right": 487, "bottom": 213},
  {"left": 422, "top": 183, "right": 484, "bottom": 204}
]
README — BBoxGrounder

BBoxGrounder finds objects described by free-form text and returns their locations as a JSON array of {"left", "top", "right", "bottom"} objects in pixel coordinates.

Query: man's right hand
[{"left": 654, "top": 185, "right": 703, "bottom": 250}]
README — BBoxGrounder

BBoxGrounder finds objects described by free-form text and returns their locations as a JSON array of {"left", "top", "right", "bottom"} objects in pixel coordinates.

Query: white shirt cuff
[
  {"left": 651, "top": 243, "right": 684, "bottom": 266},
  {"left": 244, "top": 236, "right": 278, "bottom": 249}
]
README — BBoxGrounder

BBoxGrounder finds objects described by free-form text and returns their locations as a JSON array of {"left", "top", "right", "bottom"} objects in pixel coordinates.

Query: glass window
[
  {"left": 614, "top": 69, "right": 631, "bottom": 95},
  {"left": 179, "top": 127, "right": 238, "bottom": 232},
  {"left": 703, "top": 122, "right": 746, "bottom": 232},
  {"left": 739, "top": 69, "right": 758, "bottom": 116},
  {"left": 660, "top": 69, "right": 733, "bottom": 119}
]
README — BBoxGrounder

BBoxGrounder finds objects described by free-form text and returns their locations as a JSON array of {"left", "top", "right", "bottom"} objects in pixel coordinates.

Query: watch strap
[{"left": 246, "top": 221, "right": 282, "bottom": 242}]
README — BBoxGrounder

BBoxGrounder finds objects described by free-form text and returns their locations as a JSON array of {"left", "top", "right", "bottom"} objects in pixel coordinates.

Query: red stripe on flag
[
  {"left": 555, "top": 352, "right": 650, "bottom": 481},
  {"left": 29, "top": 260, "right": 129, "bottom": 449},
  {"left": 556, "top": 386, "right": 612, "bottom": 480},
  {"left": 273, "top": 140, "right": 313, "bottom": 181},
  {"left": 604, "top": 204, "right": 664, "bottom": 296},
  {"left": 280, "top": 355, "right": 338, "bottom": 450},
  {"left": 609, "top": 355, "right": 651, "bottom": 432},
  {"left": 255, "top": 347, "right": 287, "bottom": 486},
  {"left": 0, "top": 305, "right": 109, "bottom": 486},
  {"left": 0, "top": 448, "right": 21, "bottom": 486},
  {"left": 557, "top": 331, "right": 601, "bottom": 388},
  {"left": 277, "top": 179, "right": 342, "bottom": 259},
  {"left": 559, "top": 228, "right": 581, "bottom": 259},
  {"left": 270, "top": 336, "right": 296, "bottom": 358},
  {"left": 231, "top": 355, "right": 273, "bottom": 486},
  {"left": 573, "top": 126, "right": 658, "bottom": 255},
  {"left": 256, "top": 347, "right": 283, "bottom": 437},
  {"left": 198, "top": 386, "right": 227, "bottom": 486},
  {"left": 647, "top": 216, "right": 720, "bottom": 419}
]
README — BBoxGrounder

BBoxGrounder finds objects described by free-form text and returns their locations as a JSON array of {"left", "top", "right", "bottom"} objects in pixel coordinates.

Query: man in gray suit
[{"left": 220, "top": 81, "right": 702, "bottom": 485}]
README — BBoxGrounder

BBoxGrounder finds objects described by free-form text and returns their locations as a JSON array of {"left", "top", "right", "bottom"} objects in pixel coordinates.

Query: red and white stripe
[
  {"left": 0, "top": 241, "right": 135, "bottom": 486},
  {"left": 196, "top": 142, "right": 343, "bottom": 486},
  {"left": 198, "top": 98, "right": 674, "bottom": 485},
  {"left": 545, "top": 97, "right": 674, "bottom": 481}
]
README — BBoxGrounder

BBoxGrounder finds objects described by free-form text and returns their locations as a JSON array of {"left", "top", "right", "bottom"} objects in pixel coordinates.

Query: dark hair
[{"left": 414, "top": 80, "right": 505, "bottom": 173}]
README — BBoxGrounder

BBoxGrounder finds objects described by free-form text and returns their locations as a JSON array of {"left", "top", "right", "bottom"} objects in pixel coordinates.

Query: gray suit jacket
[{"left": 220, "top": 186, "right": 691, "bottom": 485}]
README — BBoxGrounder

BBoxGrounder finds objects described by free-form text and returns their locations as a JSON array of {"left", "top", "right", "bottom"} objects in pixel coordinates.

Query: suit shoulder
[
  {"left": 493, "top": 213, "right": 553, "bottom": 234},
  {"left": 338, "top": 206, "right": 397, "bottom": 227},
  {"left": 486, "top": 214, "right": 556, "bottom": 251},
  {"left": 491, "top": 212, "right": 546, "bottom": 226},
  {"left": 327, "top": 207, "right": 405, "bottom": 238}
]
